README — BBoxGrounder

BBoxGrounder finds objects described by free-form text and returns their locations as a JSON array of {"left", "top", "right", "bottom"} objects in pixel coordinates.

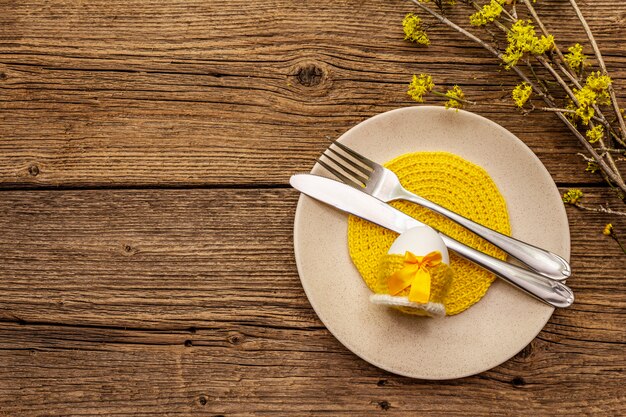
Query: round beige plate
[{"left": 293, "top": 106, "right": 570, "bottom": 379}]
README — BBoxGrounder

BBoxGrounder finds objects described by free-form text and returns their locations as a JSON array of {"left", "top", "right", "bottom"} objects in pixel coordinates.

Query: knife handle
[
  {"left": 441, "top": 234, "right": 574, "bottom": 308},
  {"left": 401, "top": 192, "right": 571, "bottom": 281}
]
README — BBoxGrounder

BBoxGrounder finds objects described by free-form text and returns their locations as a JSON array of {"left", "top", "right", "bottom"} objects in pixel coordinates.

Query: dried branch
[
  {"left": 569, "top": 0, "right": 626, "bottom": 141},
  {"left": 520, "top": 0, "right": 626, "bottom": 149},
  {"left": 574, "top": 203, "right": 626, "bottom": 217},
  {"left": 408, "top": 0, "right": 626, "bottom": 195}
]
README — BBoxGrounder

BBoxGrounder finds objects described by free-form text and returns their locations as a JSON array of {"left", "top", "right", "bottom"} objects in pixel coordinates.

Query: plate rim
[{"left": 292, "top": 105, "right": 571, "bottom": 379}]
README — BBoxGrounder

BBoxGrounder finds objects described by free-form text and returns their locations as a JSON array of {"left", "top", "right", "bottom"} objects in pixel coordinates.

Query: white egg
[
  {"left": 369, "top": 225, "right": 450, "bottom": 317},
  {"left": 388, "top": 226, "right": 449, "bottom": 264}
]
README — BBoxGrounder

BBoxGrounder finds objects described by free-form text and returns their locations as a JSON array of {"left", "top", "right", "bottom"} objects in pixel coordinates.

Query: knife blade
[{"left": 290, "top": 174, "right": 574, "bottom": 308}]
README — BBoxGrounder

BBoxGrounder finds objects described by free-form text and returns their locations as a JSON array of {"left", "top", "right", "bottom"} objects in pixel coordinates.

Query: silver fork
[{"left": 317, "top": 140, "right": 571, "bottom": 281}]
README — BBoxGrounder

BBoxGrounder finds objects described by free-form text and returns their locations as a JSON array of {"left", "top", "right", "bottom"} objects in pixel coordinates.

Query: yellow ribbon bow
[{"left": 387, "top": 250, "right": 442, "bottom": 303}]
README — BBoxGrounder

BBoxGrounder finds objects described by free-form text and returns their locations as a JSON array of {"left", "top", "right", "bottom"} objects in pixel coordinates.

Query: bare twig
[
  {"left": 595, "top": 148, "right": 626, "bottom": 154},
  {"left": 535, "top": 107, "right": 605, "bottom": 124},
  {"left": 574, "top": 203, "right": 626, "bottom": 217},
  {"left": 612, "top": 234, "right": 626, "bottom": 254}
]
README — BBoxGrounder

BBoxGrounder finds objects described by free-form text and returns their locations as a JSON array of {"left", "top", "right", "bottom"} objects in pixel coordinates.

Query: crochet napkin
[{"left": 347, "top": 151, "right": 511, "bottom": 315}]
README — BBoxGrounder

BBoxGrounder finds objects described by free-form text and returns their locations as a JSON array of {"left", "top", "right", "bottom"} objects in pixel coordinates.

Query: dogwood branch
[
  {"left": 408, "top": 0, "right": 626, "bottom": 195},
  {"left": 569, "top": 0, "right": 626, "bottom": 141}
]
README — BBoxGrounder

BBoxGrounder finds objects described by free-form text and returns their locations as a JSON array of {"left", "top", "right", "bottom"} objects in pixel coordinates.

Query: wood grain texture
[
  {"left": 0, "top": 0, "right": 625, "bottom": 187},
  {"left": 1, "top": 0, "right": 625, "bottom": 415},
  {"left": 0, "top": 187, "right": 624, "bottom": 415}
]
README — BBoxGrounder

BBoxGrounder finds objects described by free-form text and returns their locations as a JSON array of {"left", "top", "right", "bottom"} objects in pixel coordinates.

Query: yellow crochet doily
[{"left": 347, "top": 151, "right": 511, "bottom": 315}]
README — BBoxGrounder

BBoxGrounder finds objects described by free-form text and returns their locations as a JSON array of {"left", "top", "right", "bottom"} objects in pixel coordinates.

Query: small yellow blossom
[
  {"left": 470, "top": 0, "right": 506, "bottom": 27},
  {"left": 503, "top": 20, "right": 554, "bottom": 69},
  {"left": 586, "top": 71, "right": 612, "bottom": 92},
  {"left": 564, "top": 43, "right": 587, "bottom": 71},
  {"left": 444, "top": 85, "right": 465, "bottom": 109},
  {"left": 562, "top": 189, "right": 583, "bottom": 204},
  {"left": 585, "top": 71, "right": 612, "bottom": 104},
  {"left": 564, "top": 100, "right": 578, "bottom": 123},
  {"left": 512, "top": 82, "right": 532, "bottom": 108},
  {"left": 570, "top": 73, "right": 613, "bottom": 125},
  {"left": 403, "top": 13, "right": 430, "bottom": 46},
  {"left": 572, "top": 86, "right": 597, "bottom": 125},
  {"left": 585, "top": 161, "right": 599, "bottom": 173},
  {"left": 407, "top": 74, "right": 435, "bottom": 103},
  {"left": 585, "top": 125, "right": 604, "bottom": 143},
  {"left": 535, "top": 35, "right": 555, "bottom": 54},
  {"left": 603, "top": 223, "right": 613, "bottom": 236}
]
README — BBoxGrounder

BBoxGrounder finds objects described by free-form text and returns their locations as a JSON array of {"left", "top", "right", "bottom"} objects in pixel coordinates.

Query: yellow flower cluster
[
  {"left": 562, "top": 189, "right": 583, "bottom": 205},
  {"left": 571, "top": 72, "right": 613, "bottom": 125},
  {"left": 571, "top": 87, "right": 596, "bottom": 125},
  {"left": 444, "top": 85, "right": 465, "bottom": 109},
  {"left": 502, "top": 20, "right": 554, "bottom": 69},
  {"left": 585, "top": 71, "right": 612, "bottom": 97},
  {"left": 585, "top": 124, "right": 604, "bottom": 143},
  {"left": 403, "top": 13, "right": 430, "bottom": 46},
  {"left": 470, "top": 0, "right": 506, "bottom": 27},
  {"left": 408, "top": 74, "right": 435, "bottom": 103},
  {"left": 512, "top": 82, "right": 532, "bottom": 108},
  {"left": 603, "top": 223, "right": 613, "bottom": 236},
  {"left": 564, "top": 43, "right": 587, "bottom": 71},
  {"left": 585, "top": 161, "right": 599, "bottom": 173}
]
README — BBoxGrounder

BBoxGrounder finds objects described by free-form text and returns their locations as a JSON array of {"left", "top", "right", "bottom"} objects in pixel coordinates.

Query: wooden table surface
[{"left": 1, "top": 1, "right": 625, "bottom": 415}]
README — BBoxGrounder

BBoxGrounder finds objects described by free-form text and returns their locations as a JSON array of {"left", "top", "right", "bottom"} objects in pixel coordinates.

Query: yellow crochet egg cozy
[
  {"left": 372, "top": 253, "right": 455, "bottom": 317},
  {"left": 347, "top": 152, "right": 511, "bottom": 315}
]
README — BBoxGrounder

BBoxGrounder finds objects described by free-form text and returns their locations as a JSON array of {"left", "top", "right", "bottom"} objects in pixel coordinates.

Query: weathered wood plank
[
  {"left": 0, "top": 316, "right": 624, "bottom": 416},
  {"left": 1, "top": 0, "right": 625, "bottom": 187},
  {"left": 0, "top": 187, "right": 623, "bottom": 329},
  {"left": 0, "top": 187, "right": 623, "bottom": 416},
  {"left": 0, "top": 181, "right": 623, "bottom": 415},
  {"left": 0, "top": 1, "right": 625, "bottom": 415}
]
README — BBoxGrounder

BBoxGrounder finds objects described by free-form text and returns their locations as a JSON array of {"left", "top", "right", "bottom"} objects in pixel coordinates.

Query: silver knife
[{"left": 290, "top": 174, "right": 574, "bottom": 308}]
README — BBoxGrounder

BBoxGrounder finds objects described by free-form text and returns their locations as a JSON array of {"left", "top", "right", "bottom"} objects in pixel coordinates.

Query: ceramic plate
[{"left": 293, "top": 106, "right": 570, "bottom": 379}]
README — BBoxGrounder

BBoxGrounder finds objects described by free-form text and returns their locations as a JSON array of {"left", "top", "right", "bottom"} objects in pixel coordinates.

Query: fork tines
[{"left": 317, "top": 141, "right": 375, "bottom": 189}]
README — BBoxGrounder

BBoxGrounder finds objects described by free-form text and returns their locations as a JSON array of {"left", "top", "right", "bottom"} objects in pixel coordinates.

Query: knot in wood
[
  {"left": 296, "top": 63, "right": 324, "bottom": 87},
  {"left": 28, "top": 164, "right": 39, "bottom": 176},
  {"left": 511, "top": 377, "right": 526, "bottom": 388},
  {"left": 121, "top": 244, "right": 139, "bottom": 256},
  {"left": 0, "top": 72, "right": 7, "bottom": 80},
  {"left": 377, "top": 400, "right": 391, "bottom": 410},
  {"left": 227, "top": 333, "right": 245, "bottom": 345}
]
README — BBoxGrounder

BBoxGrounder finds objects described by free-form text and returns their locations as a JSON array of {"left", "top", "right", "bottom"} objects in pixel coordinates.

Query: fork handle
[
  {"left": 441, "top": 234, "right": 574, "bottom": 308},
  {"left": 400, "top": 191, "right": 571, "bottom": 281}
]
